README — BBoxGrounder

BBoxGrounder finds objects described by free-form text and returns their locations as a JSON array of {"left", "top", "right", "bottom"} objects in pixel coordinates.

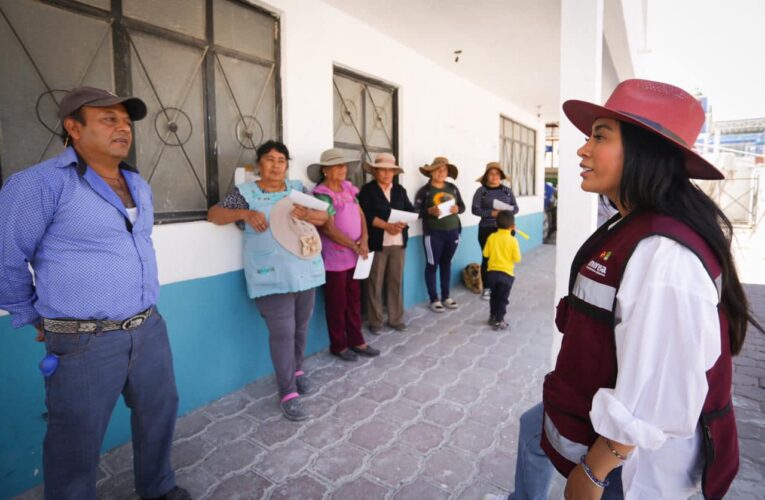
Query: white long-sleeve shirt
[{"left": 589, "top": 235, "right": 721, "bottom": 499}]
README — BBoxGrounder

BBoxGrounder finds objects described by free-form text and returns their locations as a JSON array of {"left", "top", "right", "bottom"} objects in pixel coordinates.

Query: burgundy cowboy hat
[{"left": 562, "top": 79, "right": 723, "bottom": 180}]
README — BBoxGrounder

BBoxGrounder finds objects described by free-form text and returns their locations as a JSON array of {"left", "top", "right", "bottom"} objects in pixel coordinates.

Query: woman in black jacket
[{"left": 358, "top": 153, "right": 415, "bottom": 333}]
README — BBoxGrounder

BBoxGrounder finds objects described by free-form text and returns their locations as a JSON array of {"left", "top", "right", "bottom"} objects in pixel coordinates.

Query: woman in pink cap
[{"left": 487, "top": 80, "right": 763, "bottom": 500}]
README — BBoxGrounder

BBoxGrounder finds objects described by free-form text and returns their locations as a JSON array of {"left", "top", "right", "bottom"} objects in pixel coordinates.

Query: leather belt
[{"left": 42, "top": 307, "right": 154, "bottom": 334}]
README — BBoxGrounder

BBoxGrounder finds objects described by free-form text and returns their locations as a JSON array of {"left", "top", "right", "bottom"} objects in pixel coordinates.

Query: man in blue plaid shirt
[{"left": 0, "top": 87, "right": 190, "bottom": 500}]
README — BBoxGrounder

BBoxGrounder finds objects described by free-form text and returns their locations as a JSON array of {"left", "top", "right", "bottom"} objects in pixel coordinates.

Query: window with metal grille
[
  {"left": 499, "top": 115, "right": 537, "bottom": 196},
  {"left": 0, "top": 0, "right": 281, "bottom": 222},
  {"left": 332, "top": 67, "right": 398, "bottom": 187}
]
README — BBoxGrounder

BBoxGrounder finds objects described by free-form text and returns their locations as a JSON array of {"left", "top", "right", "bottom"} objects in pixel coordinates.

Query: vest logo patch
[
  {"left": 586, "top": 259, "right": 607, "bottom": 277},
  {"left": 599, "top": 250, "right": 612, "bottom": 261}
]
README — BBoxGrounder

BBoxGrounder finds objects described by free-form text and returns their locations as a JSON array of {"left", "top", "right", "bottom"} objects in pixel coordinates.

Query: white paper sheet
[
  {"left": 388, "top": 209, "right": 419, "bottom": 224},
  {"left": 437, "top": 199, "right": 456, "bottom": 219},
  {"left": 289, "top": 189, "right": 329, "bottom": 211},
  {"left": 492, "top": 199, "right": 515, "bottom": 212},
  {"left": 353, "top": 252, "right": 374, "bottom": 280}
]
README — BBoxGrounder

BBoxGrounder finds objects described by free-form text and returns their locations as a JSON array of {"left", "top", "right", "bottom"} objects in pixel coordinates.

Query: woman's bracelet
[
  {"left": 605, "top": 438, "right": 630, "bottom": 461},
  {"left": 579, "top": 455, "right": 609, "bottom": 489}
]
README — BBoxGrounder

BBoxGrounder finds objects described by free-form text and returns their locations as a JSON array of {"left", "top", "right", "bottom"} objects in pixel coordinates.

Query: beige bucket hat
[
  {"left": 307, "top": 148, "right": 361, "bottom": 183},
  {"left": 269, "top": 197, "right": 322, "bottom": 260},
  {"left": 363, "top": 152, "right": 404, "bottom": 175}
]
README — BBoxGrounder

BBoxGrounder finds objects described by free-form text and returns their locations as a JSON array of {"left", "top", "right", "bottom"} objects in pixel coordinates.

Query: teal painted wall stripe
[{"left": 0, "top": 214, "right": 541, "bottom": 497}]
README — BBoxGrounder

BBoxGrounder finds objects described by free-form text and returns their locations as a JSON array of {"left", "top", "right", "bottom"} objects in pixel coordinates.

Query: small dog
[{"left": 462, "top": 263, "right": 482, "bottom": 294}]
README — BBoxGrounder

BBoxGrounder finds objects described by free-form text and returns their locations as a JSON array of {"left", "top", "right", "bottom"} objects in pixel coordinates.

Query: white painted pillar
[{"left": 552, "top": 0, "right": 604, "bottom": 365}]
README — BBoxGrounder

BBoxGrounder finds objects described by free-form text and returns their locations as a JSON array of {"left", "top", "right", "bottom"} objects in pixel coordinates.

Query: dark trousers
[
  {"left": 478, "top": 225, "right": 498, "bottom": 286},
  {"left": 487, "top": 271, "right": 515, "bottom": 322},
  {"left": 423, "top": 228, "right": 460, "bottom": 302},
  {"left": 43, "top": 311, "right": 179, "bottom": 500},
  {"left": 254, "top": 289, "right": 315, "bottom": 399},
  {"left": 324, "top": 269, "right": 366, "bottom": 354}
]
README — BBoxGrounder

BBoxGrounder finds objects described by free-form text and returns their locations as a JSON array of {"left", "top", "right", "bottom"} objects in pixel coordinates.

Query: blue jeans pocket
[{"left": 45, "top": 332, "right": 93, "bottom": 358}]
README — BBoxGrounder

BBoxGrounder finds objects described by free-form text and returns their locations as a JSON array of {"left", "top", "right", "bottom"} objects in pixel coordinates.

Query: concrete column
[{"left": 552, "top": 0, "right": 604, "bottom": 365}]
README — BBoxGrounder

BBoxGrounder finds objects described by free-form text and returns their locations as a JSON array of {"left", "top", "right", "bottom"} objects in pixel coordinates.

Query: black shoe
[
  {"left": 368, "top": 324, "right": 383, "bottom": 335},
  {"left": 333, "top": 349, "right": 358, "bottom": 362},
  {"left": 141, "top": 486, "right": 192, "bottom": 500},
  {"left": 350, "top": 345, "right": 380, "bottom": 357}
]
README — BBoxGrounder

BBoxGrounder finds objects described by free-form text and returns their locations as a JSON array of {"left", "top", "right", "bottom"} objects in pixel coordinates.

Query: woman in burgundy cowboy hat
[{"left": 486, "top": 80, "right": 762, "bottom": 500}]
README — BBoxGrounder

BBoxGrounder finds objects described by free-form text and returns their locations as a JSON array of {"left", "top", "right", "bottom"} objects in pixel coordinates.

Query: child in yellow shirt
[{"left": 482, "top": 211, "right": 522, "bottom": 330}]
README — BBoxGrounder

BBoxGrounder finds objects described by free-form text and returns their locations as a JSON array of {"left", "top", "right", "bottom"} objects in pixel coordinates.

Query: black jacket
[{"left": 358, "top": 181, "right": 415, "bottom": 251}]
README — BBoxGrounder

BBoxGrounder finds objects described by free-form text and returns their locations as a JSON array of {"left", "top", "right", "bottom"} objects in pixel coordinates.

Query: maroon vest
[{"left": 542, "top": 211, "right": 738, "bottom": 500}]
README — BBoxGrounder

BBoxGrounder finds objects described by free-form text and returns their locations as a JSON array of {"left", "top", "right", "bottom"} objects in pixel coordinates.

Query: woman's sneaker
[
  {"left": 280, "top": 397, "right": 308, "bottom": 421},
  {"left": 442, "top": 298, "right": 458, "bottom": 309},
  {"left": 481, "top": 289, "right": 491, "bottom": 300},
  {"left": 296, "top": 374, "right": 314, "bottom": 395},
  {"left": 492, "top": 320, "right": 508, "bottom": 331},
  {"left": 430, "top": 301, "right": 446, "bottom": 313}
]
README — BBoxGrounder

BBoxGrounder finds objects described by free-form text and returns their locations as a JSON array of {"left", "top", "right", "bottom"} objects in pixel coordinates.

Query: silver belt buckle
[{"left": 121, "top": 312, "right": 147, "bottom": 330}]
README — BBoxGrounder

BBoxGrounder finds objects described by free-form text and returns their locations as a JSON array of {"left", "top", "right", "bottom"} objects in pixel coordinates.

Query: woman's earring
[{"left": 64, "top": 136, "right": 70, "bottom": 148}]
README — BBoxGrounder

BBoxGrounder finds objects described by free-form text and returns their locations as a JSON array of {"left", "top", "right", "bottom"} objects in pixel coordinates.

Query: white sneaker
[
  {"left": 430, "top": 301, "right": 445, "bottom": 313},
  {"left": 442, "top": 298, "right": 458, "bottom": 309},
  {"left": 481, "top": 494, "right": 507, "bottom": 500},
  {"left": 481, "top": 289, "right": 491, "bottom": 300}
]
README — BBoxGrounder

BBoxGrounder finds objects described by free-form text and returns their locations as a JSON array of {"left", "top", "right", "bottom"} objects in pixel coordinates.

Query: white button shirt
[{"left": 590, "top": 235, "right": 721, "bottom": 499}]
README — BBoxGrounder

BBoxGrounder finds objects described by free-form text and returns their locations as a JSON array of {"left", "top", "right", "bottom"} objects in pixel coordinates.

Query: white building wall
[
  {"left": 553, "top": 0, "right": 604, "bottom": 364},
  {"left": 149, "top": 0, "right": 546, "bottom": 286}
]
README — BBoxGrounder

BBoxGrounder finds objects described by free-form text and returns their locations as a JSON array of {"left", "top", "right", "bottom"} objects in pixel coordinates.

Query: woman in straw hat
[
  {"left": 471, "top": 161, "right": 519, "bottom": 299},
  {"left": 358, "top": 153, "right": 415, "bottom": 333},
  {"left": 208, "top": 140, "right": 328, "bottom": 422},
  {"left": 414, "top": 156, "right": 466, "bottom": 313},
  {"left": 486, "top": 80, "right": 763, "bottom": 500},
  {"left": 309, "top": 148, "right": 380, "bottom": 361}
]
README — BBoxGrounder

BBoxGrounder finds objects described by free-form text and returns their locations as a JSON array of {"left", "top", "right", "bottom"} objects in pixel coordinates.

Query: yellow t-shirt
[{"left": 482, "top": 228, "right": 522, "bottom": 276}]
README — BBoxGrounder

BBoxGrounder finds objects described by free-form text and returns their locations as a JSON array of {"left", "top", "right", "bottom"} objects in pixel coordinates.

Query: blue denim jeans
[
  {"left": 43, "top": 311, "right": 179, "bottom": 500},
  {"left": 509, "top": 403, "right": 623, "bottom": 500},
  {"left": 423, "top": 228, "right": 460, "bottom": 302}
]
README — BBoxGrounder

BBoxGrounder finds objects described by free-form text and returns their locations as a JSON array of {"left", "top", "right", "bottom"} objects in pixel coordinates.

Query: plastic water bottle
[{"left": 39, "top": 354, "right": 59, "bottom": 377}]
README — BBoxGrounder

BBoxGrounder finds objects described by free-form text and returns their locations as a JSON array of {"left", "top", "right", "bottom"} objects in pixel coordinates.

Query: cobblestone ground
[
  {"left": 728, "top": 284, "right": 765, "bottom": 499},
  {"left": 14, "top": 245, "right": 765, "bottom": 499}
]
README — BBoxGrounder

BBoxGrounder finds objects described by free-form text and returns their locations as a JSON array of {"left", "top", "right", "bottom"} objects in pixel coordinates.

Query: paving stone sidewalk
[
  {"left": 15, "top": 245, "right": 765, "bottom": 499},
  {"left": 728, "top": 283, "right": 765, "bottom": 499}
]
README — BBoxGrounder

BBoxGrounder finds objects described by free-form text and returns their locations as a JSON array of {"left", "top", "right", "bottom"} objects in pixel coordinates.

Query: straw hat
[
  {"left": 307, "top": 148, "right": 361, "bottom": 183},
  {"left": 476, "top": 161, "right": 507, "bottom": 183},
  {"left": 419, "top": 156, "right": 458, "bottom": 180},
  {"left": 269, "top": 197, "right": 322, "bottom": 259},
  {"left": 562, "top": 79, "right": 723, "bottom": 180},
  {"left": 363, "top": 152, "right": 403, "bottom": 175}
]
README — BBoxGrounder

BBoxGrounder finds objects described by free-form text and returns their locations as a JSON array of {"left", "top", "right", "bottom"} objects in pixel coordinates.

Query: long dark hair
[{"left": 618, "top": 121, "right": 762, "bottom": 355}]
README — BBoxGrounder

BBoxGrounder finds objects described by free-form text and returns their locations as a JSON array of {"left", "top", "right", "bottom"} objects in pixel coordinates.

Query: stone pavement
[
  {"left": 14, "top": 244, "right": 765, "bottom": 499},
  {"left": 728, "top": 283, "right": 765, "bottom": 499}
]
